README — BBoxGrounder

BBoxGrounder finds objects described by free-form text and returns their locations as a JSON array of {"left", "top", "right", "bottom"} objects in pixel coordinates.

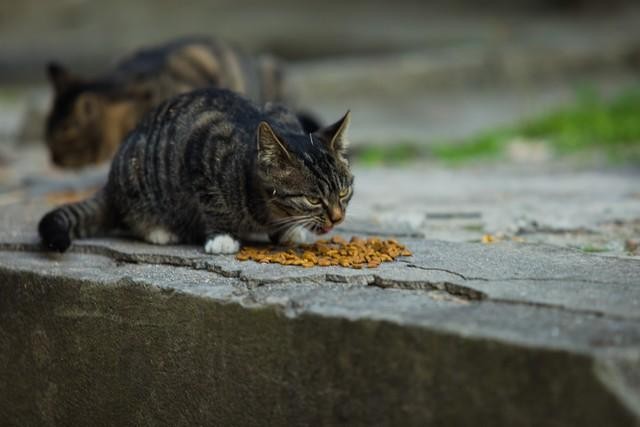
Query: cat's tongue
[{"left": 320, "top": 225, "right": 333, "bottom": 234}]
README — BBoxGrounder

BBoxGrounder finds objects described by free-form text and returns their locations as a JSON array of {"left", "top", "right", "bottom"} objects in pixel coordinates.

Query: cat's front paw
[{"left": 204, "top": 234, "right": 240, "bottom": 254}]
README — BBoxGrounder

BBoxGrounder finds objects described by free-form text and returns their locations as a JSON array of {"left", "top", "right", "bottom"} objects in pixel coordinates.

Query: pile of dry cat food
[{"left": 236, "top": 235, "right": 412, "bottom": 268}]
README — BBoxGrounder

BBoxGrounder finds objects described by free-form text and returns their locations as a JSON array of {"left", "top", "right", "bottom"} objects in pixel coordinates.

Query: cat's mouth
[
  {"left": 318, "top": 225, "right": 333, "bottom": 234},
  {"left": 309, "top": 223, "right": 333, "bottom": 235}
]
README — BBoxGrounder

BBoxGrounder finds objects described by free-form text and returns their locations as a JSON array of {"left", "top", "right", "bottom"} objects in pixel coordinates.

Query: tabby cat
[
  {"left": 46, "top": 37, "right": 319, "bottom": 168},
  {"left": 38, "top": 89, "right": 353, "bottom": 254}
]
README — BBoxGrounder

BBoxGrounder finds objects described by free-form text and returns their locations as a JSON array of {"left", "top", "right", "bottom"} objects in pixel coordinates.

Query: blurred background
[
  {"left": 2, "top": 0, "right": 640, "bottom": 155},
  {"left": 1, "top": 0, "right": 640, "bottom": 255}
]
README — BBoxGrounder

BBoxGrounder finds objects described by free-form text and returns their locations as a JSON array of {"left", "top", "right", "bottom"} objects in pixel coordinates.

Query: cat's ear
[
  {"left": 315, "top": 110, "right": 351, "bottom": 155},
  {"left": 47, "top": 62, "right": 75, "bottom": 93},
  {"left": 257, "top": 121, "right": 292, "bottom": 165}
]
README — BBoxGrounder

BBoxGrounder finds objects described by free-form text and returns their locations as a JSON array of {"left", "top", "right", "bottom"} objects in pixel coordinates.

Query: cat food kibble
[{"left": 236, "top": 236, "right": 412, "bottom": 268}]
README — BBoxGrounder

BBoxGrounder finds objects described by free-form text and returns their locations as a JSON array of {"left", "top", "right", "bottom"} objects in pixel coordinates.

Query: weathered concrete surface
[
  {"left": 1, "top": 180, "right": 640, "bottom": 425},
  {"left": 348, "top": 166, "right": 640, "bottom": 257}
]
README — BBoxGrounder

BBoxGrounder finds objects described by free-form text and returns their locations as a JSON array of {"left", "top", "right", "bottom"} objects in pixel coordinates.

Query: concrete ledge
[
  {"left": 1, "top": 260, "right": 638, "bottom": 426},
  {"left": 1, "top": 230, "right": 640, "bottom": 425}
]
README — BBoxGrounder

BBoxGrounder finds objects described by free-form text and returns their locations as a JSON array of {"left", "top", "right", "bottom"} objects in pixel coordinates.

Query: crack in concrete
[
  {"left": 487, "top": 298, "right": 639, "bottom": 323},
  {"left": 0, "top": 241, "right": 487, "bottom": 301},
  {"left": 370, "top": 276, "right": 487, "bottom": 300},
  {"left": 0, "top": 242, "right": 242, "bottom": 278},
  {"left": 3, "top": 241, "right": 639, "bottom": 321},
  {"left": 0, "top": 242, "right": 382, "bottom": 290},
  {"left": 0, "top": 241, "right": 626, "bottom": 292},
  {"left": 401, "top": 261, "right": 489, "bottom": 281},
  {"left": 401, "top": 260, "right": 633, "bottom": 287}
]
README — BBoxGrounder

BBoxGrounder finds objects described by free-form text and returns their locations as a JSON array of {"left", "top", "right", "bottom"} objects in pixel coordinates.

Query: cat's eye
[
  {"left": 305, "top": 196, "right": 322, "bottom": 206},
  {"left": 339, "top": 188, "right": 350, "bottom": 198}
]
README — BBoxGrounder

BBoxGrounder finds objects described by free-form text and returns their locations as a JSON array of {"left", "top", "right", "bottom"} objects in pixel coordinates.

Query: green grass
[
  {"left": 522, "top": 89, "right": 640, "bottom": 150},
  {"left": 435, "top": 86, "right": 640, "bottom": 164},
  {"left": 354, "top": 86, "right": 640, "bottom": 166},
  {"left": 431, "top": 129, "right": 512, "bottom": 164},
  {"left": 353, "top": 143, "right": 426, "bottom": 166},
  {"left": 580, "top": 245, "right": 609, "bottom": 253}
]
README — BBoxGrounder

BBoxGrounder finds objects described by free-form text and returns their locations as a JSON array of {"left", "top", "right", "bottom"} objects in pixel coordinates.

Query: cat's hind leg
[
  {"left": 144, "top": 227, "right": 179, "bottom": 245},
  {"left": 204, "top": 233, "right": 240, "bottom": 254},
  {"left": 125, "top": 216, "right": 180, "bottom": 245}
]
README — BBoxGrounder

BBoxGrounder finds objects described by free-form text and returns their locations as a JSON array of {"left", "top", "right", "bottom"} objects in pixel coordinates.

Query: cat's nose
[{"left": 329, "top": 206, "right": 344, "bottom": 224}]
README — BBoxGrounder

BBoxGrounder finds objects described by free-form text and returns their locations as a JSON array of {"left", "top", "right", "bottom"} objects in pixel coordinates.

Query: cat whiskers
[
  {"left": 284, "top": 216, "right": 323, "bottom": 236},
  {"left": 271, "top": 215, "right": 319, "bottom": 241},
  {"left": 269, "top": 216, "right": 313, "bottom": 238}
]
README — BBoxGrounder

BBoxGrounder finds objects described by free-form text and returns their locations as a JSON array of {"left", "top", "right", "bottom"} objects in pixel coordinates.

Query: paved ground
[
  {"left": 1, "top": 146, "right": 639, "bottom": 424},
  {"left": 348, "top": 165, "right": 640, "bottom": 257}
]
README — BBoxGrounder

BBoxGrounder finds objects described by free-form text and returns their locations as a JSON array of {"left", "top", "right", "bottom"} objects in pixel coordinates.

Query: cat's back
[
  {"left": 111, "top": 37, "right": 275, "bottom": 102},
  {"left": 113, "top": 38, "right": 212, "bottom": 79},
  {"left": 148, "top": 87, "right": 262, "bottom": 136},
  {"left": 115, "top": 88, "right": 263, "bottom": 165},
  {"left": 108, "top": 89, "right": 265, "bottom": 225}
]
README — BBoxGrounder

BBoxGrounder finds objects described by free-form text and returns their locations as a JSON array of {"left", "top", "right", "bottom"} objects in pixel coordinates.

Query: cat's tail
[{"left": 38, "top": 189, "right": 113, "bottom": 253}]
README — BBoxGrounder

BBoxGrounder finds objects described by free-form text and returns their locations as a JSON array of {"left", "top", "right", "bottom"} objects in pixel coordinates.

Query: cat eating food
[
  {"left": 38, "top": 89, "right": 352, "bottom": 254},
  {"left": 45, "top": 37, "right": 320, "bottom": 168}
]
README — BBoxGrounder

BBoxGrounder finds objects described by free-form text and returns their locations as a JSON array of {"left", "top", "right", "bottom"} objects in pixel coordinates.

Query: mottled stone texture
[{"left": 0, "top": 187, "right": 639, "bottom": 425}]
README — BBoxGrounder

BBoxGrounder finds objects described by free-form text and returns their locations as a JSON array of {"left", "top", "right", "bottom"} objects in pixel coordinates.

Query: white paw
[
  {"left": 145, "top": 228, "right": 178, "bottom": 245},
  {"left": 204, "top": 234, "right": 240, "bottom": 254},
  {"left": 281, "top": 226, "right": 312, "bottom": 245}
]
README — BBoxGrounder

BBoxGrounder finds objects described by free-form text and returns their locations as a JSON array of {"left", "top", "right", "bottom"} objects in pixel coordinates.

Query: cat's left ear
[
  {"left": 315, "top": 110, "right": 351, "bottom": 156},
  {"left": 47, "top": 62, "right": 76, "bottom": 93},
  {"left": 257, "top": 121, "right": 292, "bottom": 165}
]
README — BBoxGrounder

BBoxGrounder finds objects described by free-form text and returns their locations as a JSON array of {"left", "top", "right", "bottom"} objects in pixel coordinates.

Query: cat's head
[
  {"left": 45, "top": 62, "right": 126, "bottom": 168},
  {"left": 257, "top": 111, "right": 354, "bottom": 235}
]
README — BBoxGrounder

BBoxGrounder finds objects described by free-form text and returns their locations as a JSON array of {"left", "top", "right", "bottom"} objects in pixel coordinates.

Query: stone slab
[{"left": 1, "top": 192, "right": 640, "bottom": 424}]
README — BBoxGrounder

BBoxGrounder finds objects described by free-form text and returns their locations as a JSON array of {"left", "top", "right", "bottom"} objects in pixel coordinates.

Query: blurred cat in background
[{"left": 45, "top": 37, "right": 320, "bottom": 168}]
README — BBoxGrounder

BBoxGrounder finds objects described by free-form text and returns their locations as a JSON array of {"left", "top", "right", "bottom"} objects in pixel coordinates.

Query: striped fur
[
  {"left": 38, "top": 189, "right": 113, "bottom": 252},
  {"left": 45, "top": 37, "right": 320, "bottom": 169},
  {"left": 39, "top": 89, "right": 352, "bottom": 253}
]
